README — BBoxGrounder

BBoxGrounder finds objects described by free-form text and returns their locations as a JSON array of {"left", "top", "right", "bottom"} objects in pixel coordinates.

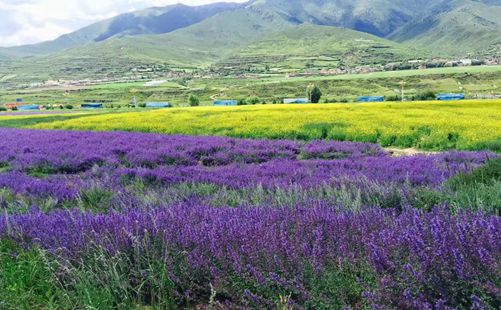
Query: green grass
[{"left": 0, "top": 240, "right": 70, "bottom": 309}]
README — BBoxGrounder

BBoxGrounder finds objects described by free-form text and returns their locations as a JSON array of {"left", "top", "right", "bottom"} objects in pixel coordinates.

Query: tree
[
  {"left": 189, "top": 94, "right": 200, "bottom": 107},
  {"left": 249, "top": 97, "right": 260, "bottom": 105},
  {"left": 310, "top": 86, "right": 322, "bottom": 103}
]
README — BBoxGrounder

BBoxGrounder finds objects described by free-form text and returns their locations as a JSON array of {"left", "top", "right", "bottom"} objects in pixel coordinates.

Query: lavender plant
[{"left": 0, "top": 128, "right": 499, "bottom": 308}]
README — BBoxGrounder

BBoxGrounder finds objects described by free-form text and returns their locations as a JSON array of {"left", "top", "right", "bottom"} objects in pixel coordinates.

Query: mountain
[
  {"left": 0, "top": 7, "right": 291, "bottom": 82},
  {"left": 1, "top": 0, "right": 501, "bottom": 84},
  {"left": 248, "top": 0, "right": 441, "bottom": 36},
  {"left": 0, "top": 2, "right": 243, "bottom": 57},
  {"left": 390, "top": 0, "right": 501, "bottom": 56}
]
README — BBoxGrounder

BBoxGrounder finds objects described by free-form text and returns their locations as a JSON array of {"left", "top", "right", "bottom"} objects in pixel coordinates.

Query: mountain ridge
[
  {"left": 0, "top": 1, "right": 245, "bottom": 56},
  {"left": 1, "top": 0, "right": 500, "bottom": 84}
]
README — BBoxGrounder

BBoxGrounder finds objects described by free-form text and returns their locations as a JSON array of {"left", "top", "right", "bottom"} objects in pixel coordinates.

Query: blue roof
[
  {"left": 18, "top": 105, "right": 39, "bottom": 111},
  {"left": 81, "top": 103, "right": 103, "bottom": 109},
  {"left": 146, "top": 102, "right": 172, "bottom": 108},
  {"left": 284, "top": 98, "right": 309, "bottom": 104},
  {"left": 436, "top": 94, "right": 465, "bottom": 100},
  {"left": 357, "top": 96, "right": 385, "bottom": 102},
  {"left": 214, "top": 100, "right": 238, "bottom": 106}
]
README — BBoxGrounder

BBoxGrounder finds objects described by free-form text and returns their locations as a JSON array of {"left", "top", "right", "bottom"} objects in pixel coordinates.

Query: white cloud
[{"left": 0, "top": 0, "right": 247, "bottom": 47}]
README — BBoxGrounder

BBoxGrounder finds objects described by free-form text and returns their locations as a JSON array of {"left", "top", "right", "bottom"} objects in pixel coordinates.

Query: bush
[
  {"left": 64, "top": 104, "right": 73, "bottom": 110},
  {"left": 188, "top": 94, "right": 200, "bottom": 107},
  {"left": 385, "top": 95, "right": 401, "bottom": 102},
  {"left": 138, "top": 103, "right": 146, "bottom": 108},
  {"left": 413, "top": 91, "right": 436, "bottom": 101},
  {"left": 12, "top": 106, "right": 18, "bottom": 111},
  {"left": 237, "top": 99, "right": 247, "bottom": 106},
  {"left": 0, "top": 106, "right": 7, "bottom": 112}
]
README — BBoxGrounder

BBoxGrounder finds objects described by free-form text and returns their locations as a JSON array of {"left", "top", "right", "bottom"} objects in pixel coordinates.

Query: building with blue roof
[
  {"left": 214, "top": 100, "right": 238, "bottom": 106},
  {"left": 284, "top": 98, "right": 309, "bottom": 104},
  {"left": 436, "top": 94, "right": 465, "bottom": 101},
  {"left": 146, "top": 102, "right": 172, "bottom": 108},
  {"left": 357, "top": 96, "right": 385, "bottom": 102}
]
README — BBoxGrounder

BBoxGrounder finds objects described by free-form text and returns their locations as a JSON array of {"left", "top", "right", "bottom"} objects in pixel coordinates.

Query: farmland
[
  {"left": 1, "top": 66, "right": 501, "bottom": 310},
  {"left": 0, "top": 98, "right": 500, "bottom": 309},
  {"left": 1, "top": 65, "right": 501, "bottom": 106},
  {"left": 0, "top": 128, "right": 500, "bottom": 309},
  {"left": 2, "top": 100, "right": 501, "bottom": 151}
]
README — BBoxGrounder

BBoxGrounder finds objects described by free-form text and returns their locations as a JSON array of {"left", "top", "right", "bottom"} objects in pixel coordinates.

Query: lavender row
[
  {"left": 0, "top": 128, "right": 384, "bottom": 171},
  {"left": 1, "top": 205, "right": 499, "bottom": 308},
  {"left": 0, "top": 154, "right": 492, "bottom": 205},
  {"left": 0, "top": 129, "right": 495, "bottom": 206},
  {"left": 121, "top": 152, "right": 491, "bottom": 189}
]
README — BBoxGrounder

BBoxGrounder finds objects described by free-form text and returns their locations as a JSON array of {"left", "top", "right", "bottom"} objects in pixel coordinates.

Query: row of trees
[{"left": 186, "top": 84, "right": 324, "bottom": 107}]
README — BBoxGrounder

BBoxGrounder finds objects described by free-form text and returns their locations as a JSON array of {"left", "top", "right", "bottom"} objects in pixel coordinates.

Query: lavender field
[{"left": 0, "top": 128, "right": 500, "bottom": 309}]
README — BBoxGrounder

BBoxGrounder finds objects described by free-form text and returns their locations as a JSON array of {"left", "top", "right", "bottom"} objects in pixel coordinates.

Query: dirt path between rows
[{"left": 385, "top": 147, "right": 440, "bottom": 157}]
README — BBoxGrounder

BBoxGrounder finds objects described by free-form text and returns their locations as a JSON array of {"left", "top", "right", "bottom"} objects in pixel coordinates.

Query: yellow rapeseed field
[{"left": 5, "top": 99, "right": 501, "bottom": 151}]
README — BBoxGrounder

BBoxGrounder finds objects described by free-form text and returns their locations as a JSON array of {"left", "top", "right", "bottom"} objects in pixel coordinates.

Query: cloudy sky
[{"left": 0, "top": 0, "right": 245, "bottom": 47}]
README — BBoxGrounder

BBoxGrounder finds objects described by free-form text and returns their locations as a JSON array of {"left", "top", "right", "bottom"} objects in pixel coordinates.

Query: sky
[{"left": 0, "top": 0, "right": 246, "bottom": 47}]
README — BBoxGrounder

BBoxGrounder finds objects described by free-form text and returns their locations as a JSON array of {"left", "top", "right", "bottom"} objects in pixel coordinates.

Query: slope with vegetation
[
  {"left": 0, "top": 0, "right": 500, "bottom": 84},
  {"left": 218, "top": 24, "right": 421, "bottom": 72},
  {"left": 390, "top": 0, "right": 501, "bottom": 56}
]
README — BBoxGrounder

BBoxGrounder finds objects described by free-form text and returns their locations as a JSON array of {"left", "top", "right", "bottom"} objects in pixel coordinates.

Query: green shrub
[
  {"left": 0, "top": 106, "right": 7, "bottom": 112},
  {"left": 386, "top": 95, "right": 401, "bottom": 102},
  {"left": 188, "top": 94, "right": 200, "bottom": 107},
  {"left": 413, "top": 91, "right": 436, "bottom": 101},
  {"left": 64, "top": 104, "right": 73, "bottom": 110}
]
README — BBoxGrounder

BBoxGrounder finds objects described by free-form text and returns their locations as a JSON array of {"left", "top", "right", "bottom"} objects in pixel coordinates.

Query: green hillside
[
  {"left": 1, "top": 22, "right": 421, "bottom": 83},
  {"left": 0, "top": 8, "right": 291, "bottom": 83},
  {"left": 390, "top": 0, "right": 501, "bottom": 56},
  {"left": 218, "top": 24, "right": 421, "bottom": 71}
]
